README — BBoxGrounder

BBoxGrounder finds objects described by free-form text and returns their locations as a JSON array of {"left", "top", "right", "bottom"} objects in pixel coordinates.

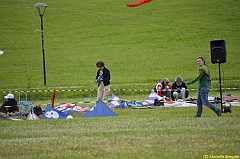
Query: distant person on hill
[
  {"left": 95, "top": 61, "right": 111, "bottom": 101},
  {"left": 0, "top": 93, "right": 19, "bottom": 118},
  {"left": 186, "top": 56, "right": 222, "bottom": 117},
  {"left": 154, "top": 78, "right": 172, "bottom": 101},
  {"left": 171, "top": 76, "right": 189, "bottom": 101}
]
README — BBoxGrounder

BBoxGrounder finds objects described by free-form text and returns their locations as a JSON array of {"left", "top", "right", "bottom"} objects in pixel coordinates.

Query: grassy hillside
[
  {"left": 0, "top": 1, "right": 239, "bottom": 158},
  {"left": 0, "top": 0, "right": 239, "bottom": 97}
]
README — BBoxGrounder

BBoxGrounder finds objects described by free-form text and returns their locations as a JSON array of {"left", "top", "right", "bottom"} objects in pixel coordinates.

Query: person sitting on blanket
[
  {"left": 154, "top": 78, "right": 172, "bottom": 101},
  {"left": 0, "top": 94, "right": 19, "bottom": 118},
  {"left": 171, "top": 76, "right": 189, "bottom": 101}
]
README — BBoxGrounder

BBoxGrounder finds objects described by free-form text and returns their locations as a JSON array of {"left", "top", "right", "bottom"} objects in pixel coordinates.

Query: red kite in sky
[{"left": 127, "top": 0, "right": 152, "bottom": 7}]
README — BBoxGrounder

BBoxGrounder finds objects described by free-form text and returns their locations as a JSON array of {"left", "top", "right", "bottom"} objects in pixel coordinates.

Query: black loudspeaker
[{"left": 210, "top": 39, "right": 226, "bottom": 64}]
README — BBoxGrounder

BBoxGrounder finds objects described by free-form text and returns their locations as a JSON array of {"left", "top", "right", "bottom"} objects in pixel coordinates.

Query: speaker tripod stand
[
  {"left": 210, "top": 39, "right": 230, "bottom": 113},
  {"left": 218, "top": 62, "right": 231, "bottom": 113},
  {"left": 218, "top": 63, "right": 223, "bottom": 111}
]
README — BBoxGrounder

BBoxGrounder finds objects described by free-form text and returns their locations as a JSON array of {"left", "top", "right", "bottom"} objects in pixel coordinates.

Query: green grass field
[
  {"left": 0, "top": 106, "right": 240, "bottom": 159},
  {"left": 0, "top": 0, "right": 240, "bottom": 158}
]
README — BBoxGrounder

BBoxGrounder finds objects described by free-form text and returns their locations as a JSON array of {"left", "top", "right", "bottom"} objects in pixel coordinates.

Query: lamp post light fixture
[{"left": 34, "top": 2, "right": 47, "bottom": 86}]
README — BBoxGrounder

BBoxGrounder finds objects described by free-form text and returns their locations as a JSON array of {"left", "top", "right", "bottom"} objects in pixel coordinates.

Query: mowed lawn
[
  {"left": 0, "top": 0, "right": 240, "bottom": 158},
  {"left": 0, "top": 106, "right": 240, "bottom": 159}
]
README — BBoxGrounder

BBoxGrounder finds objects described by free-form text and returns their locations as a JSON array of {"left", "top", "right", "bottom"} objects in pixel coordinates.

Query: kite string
[
  {"left": 1, "top": 32, "right": 31, "bottom": 90},
  {"left": 57, "top": 6, "right": 235, "bottom": 33},
  {"left": 22, "top": 2, "right": 233, "bottom": 89},
  {"left": 22, "top": 0, "right": 92, "bottom": 81},
  {"left": 21, "top": 0, "right": 97, "bottom": 98},
  {"left": 21, "top": 0, "right": 94, "bottom": 84}
]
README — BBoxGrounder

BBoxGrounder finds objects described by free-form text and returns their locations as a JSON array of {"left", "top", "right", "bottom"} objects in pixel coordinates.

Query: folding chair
[{"left": 18, "top": 92, "right": 34, "bottom": 116}]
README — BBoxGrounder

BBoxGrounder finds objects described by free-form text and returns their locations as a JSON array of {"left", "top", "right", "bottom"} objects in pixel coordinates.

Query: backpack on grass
[{"left": 33, "top": 105, "right": 43, "bottom": 116}]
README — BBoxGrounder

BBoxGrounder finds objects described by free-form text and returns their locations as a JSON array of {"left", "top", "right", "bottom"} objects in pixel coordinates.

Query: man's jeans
[{"left": 196, "top": 87, "right": 221, "bottom": 117}]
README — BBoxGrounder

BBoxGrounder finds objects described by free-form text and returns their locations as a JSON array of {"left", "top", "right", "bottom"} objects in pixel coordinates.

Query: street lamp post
[{"left": 34, "top": 3, "right": 47, "bottom": 86}]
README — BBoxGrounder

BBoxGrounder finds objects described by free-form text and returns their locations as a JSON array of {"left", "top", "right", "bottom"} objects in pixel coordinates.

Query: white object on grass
[
  {"left": 0, "top": 50, "right": 4, "bottom": 55},
  {"left": 66, "top": 115, "right": 73, "bottom": 119}
]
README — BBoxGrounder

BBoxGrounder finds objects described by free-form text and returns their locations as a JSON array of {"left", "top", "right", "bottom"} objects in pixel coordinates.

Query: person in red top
[{"left": 154, "top": 78, "right": 172, "bottom": 101}]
